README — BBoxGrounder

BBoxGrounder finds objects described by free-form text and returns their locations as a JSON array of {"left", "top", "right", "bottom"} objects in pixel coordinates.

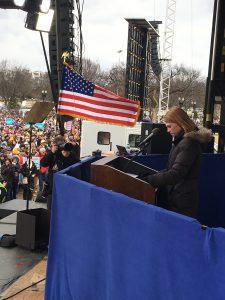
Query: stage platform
[
  {"left": 0, "top": 200, "right": 47, "bottom": 294},
  {"left": 46, "top": 154, "right": 225, "bottom": 300}
]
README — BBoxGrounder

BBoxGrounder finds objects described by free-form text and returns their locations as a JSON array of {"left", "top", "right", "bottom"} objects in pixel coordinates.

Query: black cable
[
  {"left": 75, "top": 2, "right": 83, "bottom": 43},
  {"left": 1, "top": 278, "right": 46, "bottom": 300}
]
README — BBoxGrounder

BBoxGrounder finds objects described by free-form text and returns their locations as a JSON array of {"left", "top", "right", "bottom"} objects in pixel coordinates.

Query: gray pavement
[{"left": 0, "top": 200, "right": 48, "bottom": 294}]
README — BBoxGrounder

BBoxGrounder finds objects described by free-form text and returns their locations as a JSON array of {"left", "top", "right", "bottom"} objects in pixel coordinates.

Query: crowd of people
[{"left": 0, "top": 110, "right": 80, "bottom": 204}]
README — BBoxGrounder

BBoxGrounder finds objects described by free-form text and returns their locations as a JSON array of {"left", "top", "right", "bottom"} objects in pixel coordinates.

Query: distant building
[
  {"left": 21, "top": 99, "right": 36, "bottom": 109},
  {"left": 32, "top": 71, "right": 44, "bottom": 79}
]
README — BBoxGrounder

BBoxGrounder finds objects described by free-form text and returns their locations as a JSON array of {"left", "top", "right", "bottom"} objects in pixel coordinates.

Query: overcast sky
[{"left": 0, "top": 0, "right": 214, "bottom": 76}]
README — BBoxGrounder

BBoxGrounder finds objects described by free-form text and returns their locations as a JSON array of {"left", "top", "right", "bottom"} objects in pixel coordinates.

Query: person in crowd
[
  {"left": 40, "top": 136, "right": 80, "bottom": 210},
  {"left": 67, "top": 135, "right": 80, "bottom": 160},
  {"left": 35, "top": 147, "right": 47, "bottom": 192},
  {"left": 1, "top": 158, "right": 14, "bottom": 201},
  {"left": 12, "top": 156, "right": 20, "bottom": 199},
  {"left": 20, "top": 159, "right": 38, "bottom": 201},
  {"left": 0, "top": 181, "right": 7, "bottom": 203},
  {"left": 142, "top": 107, "right": 212, "bottom": 218}
]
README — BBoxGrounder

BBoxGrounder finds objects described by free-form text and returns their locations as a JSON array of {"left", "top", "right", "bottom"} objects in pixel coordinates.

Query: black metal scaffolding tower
[
  {"left": 125, "top": 19, "right": 161, "bottom": 120},
  {"left": 204, "top": 0, "right": 225, "bottom": 152},
  {"left": 48, "top": 0, "right": 83, "bottom": 133},
  {"left": 49, "top": 0, "right": 75, "bottom": 104}
]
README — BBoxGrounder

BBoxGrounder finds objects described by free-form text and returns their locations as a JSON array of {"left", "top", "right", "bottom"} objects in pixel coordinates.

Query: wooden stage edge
[{"left": 0, "top": 257, "right": 47, "bottom": 300}]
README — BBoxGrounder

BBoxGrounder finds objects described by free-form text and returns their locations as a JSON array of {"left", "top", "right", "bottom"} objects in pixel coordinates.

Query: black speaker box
[
  {"left": 16, "top": 208, "right": 50, "bottom": 250},
  {"left": 141, "top": 122, "right": 172, "bottom": 154}
]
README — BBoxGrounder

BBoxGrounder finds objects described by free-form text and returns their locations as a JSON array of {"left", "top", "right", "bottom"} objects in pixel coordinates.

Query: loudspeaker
[
  {"left": 141, "top": 122, "right": 172, "bottom": 154},
  {"left": 16, "top": 208, "right": 50, "bottom": 250}
]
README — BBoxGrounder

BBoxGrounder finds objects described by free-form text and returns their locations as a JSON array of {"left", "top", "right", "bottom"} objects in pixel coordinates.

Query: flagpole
[
  {"left": 39, "top": 31, "right": 57, "bottom": 109},
  {"left": 40, "top": 30, "right": 60, "bottom": 134},
  {"left": 79, "top": 118, "right": 82, "bottom": 146}
]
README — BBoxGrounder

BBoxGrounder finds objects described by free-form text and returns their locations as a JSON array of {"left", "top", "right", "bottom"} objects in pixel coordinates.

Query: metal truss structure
[
  {"left": 204, "top": 0, "right": 225, "bottom": 152},
  {"left": 49, "top": 0, "right": 83, "bottom": 104},
  {"left": 74, "top": 0, "right": 83, "bottom": 74},
  {"left": 158, "top": 0, "right": 177, "bottom": 120},
  {"left": 125, "top": 19, "right": 161, "bottom": 120}
]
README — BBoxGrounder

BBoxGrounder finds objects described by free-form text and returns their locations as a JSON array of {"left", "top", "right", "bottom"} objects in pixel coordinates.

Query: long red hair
[{"left": 163, "top": 107, "right": 197, "bottom": 133}]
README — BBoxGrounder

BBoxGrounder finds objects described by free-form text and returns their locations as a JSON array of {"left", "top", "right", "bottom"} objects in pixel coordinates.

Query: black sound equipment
[
  {"left": 141, "top": 122, "right": 172, "bottom": 154},
  {"left": 16, "top": 208, "right": 50, "bottom": 250}
]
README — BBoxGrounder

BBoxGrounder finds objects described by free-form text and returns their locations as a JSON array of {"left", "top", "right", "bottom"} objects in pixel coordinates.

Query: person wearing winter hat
[{"left": 40, "top": 137, "right": 80, "bottom": 210}]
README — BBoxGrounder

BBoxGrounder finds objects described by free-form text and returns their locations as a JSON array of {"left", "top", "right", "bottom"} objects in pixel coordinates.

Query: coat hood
[{"left": 184, "top": 127, "right": 213, "bottom": 144}]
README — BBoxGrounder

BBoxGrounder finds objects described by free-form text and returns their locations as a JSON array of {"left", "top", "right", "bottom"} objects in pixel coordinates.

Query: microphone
[{"left": 138, "top": 128, "right": 161, "bottom": 148}]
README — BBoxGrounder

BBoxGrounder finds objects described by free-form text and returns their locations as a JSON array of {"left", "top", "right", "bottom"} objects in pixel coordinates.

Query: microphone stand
[
  {"left": 123, "top": 142, "right": 150, "bottom": 173},
  {"left": 26, "top": 122, "right": 34, "bottom": 210}
]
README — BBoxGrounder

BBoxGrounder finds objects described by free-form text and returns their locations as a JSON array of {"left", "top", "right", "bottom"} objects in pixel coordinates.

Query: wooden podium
[{"left": 91, "top": 156, "right": 156, "bottom": 204}]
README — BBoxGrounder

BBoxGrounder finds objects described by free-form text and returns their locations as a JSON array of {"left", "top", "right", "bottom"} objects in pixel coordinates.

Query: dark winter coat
[
  {"left": 40, "top": 149, "right": 80, "bottom": 194},
  {"left": 12, "top": 163, "right": 20, "bottom": 184},
  {"left": 1, "top": 164, "right": 14, "bottom": 184},
  {"left": 20, "top": 161, "right": 38, "bottom": 188},
  {"left": 40, "top": 150, "right": 80, "bottom": 172},
  {"left": 146, "top": 128, "right": 212, "bottom": 218}
]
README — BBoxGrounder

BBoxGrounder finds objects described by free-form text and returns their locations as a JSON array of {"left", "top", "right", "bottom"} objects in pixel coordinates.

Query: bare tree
[
  {"left": 31, "top": 72, "right": 51, "bottom": 100},
  {"left": 0, "top": 58, "right": 206, "bottom": 114},
  {"left": 169, "top": 64, "right": 206, "bottom": 109},
  {"left": 0, "top": 60, "right": 33, "bottom": 108},
  {"left": 0, "top": 60, "right": 53, "bottom": 108},
  {"left": 82, "top": 59, "right": 126, "bottom": 94},
  {"left": 107, "top": 63, "right": 126, "bottom": 96},
  {"left": 82, "top": 58, "right": 106, "bottom": 85}
]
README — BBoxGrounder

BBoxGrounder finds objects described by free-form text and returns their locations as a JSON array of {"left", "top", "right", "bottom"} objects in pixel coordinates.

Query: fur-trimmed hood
[{"left": 184, "top": 127, "right": 213, "bottom": 144}]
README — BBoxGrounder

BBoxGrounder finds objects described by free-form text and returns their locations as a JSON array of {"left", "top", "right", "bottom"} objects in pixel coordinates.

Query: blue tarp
[{"left": 45, "top": 154, "right": 225, "bottom": 300}]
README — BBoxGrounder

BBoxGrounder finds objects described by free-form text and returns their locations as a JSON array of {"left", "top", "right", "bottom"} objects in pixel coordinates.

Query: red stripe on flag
[
  {"left": 57, "top": 110, "right": 136, "bottom": 126},
  {"left": 58, "top": 100, "right": 136, "bottom": 118},
  {"left": 59, "top": 91, "right": 139, "bottom": 109},
  {"left": 59, "top": 93, "right": 139, "bottom": 113},
  {"left": 95, "top": 84, "right": 115, "bottom": 95},
  {"left": 94, "top": 87, "right": 139, "bottom": 104}
]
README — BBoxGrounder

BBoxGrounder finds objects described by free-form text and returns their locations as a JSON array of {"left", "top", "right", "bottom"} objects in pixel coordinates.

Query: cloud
[
  {"left": 0, "top": 0, "right": 214, "bottom": 76},
  {"left": 82, "top": 0, "right": 214, "bottom": 75},
  {"left": 171, "top": 0, "right": 214, "bottom": 74},
  {"left": 0, "top": 10, "right": 47, "bottom": 70}
]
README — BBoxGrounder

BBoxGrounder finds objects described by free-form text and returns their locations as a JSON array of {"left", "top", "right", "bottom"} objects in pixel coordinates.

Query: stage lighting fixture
[
  {"left": 36, "top": 9, "right": 54, "bottom": 31},
  {"left": 13, "top": 0, "right": 50, "bottom": 13},
  {"left": 39, "top": 0, "right": 50, "bottom": 13},
  {"left": 13, "top": 0, "right": 25, "bottom": 6},
  {"left": 25, "top": 8, "right": 54, "bottom": 32}
]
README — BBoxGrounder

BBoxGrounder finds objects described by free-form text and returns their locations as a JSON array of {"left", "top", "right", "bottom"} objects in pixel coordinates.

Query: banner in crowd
[
  {"left": 25, "top": 122, "right": 45, "bottom": 130},
  {"left": 35, "top": 123, "right": 45, "bottom": 130},
  {"left": 57, "top": 67, "right": 140, "bottom": 127},
  {"left": 22, "top": 156, "right": 40, "bottom": 169},
  {"left": 5, "top": 118, "right": 14, "bottom": 125},
  {"left": 64, "top": 121, "right": 72, "bottom": 131}
]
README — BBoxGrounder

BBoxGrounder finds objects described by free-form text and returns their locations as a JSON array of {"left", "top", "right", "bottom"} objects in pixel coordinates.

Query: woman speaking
[{"left": 145, "top": 107, "right": 212, "bottom": 218}]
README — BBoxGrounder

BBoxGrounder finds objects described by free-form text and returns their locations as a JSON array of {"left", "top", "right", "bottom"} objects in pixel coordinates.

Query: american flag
[{"left": 57, "top": 67, "right": 140, "bottom": 126}]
